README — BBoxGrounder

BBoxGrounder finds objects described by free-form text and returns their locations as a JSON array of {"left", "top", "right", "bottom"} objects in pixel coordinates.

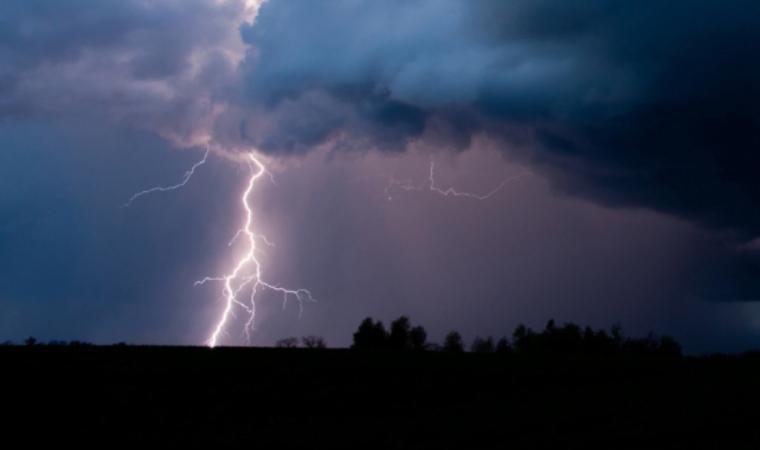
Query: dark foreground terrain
[{"left": 2, "top": 346, "right": 759, "bottom": 448}]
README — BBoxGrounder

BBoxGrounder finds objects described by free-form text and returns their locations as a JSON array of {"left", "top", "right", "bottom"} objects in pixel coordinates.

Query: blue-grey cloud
[{"left": 0, "top": 0, "right": 253, "bottom": 147}]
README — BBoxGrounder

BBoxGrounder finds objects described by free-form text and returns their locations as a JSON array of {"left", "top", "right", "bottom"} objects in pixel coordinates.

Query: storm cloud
[
  {"left": 0, "top": 0, "right": 257, "bottom": 147},
  {"left": 4, "top": 0, "right": 759, "bottom": 237},
  {"left": 239, "top": 0, "right": 760, "bottom": 238},
  {"left": 2, "top": 0, "right": 760, "bottom": 348}
]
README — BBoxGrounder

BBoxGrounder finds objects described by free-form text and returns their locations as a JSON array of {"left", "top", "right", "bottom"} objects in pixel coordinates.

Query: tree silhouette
[
  {"left": 513, "top": 324, "right": 528, "bottom": 342},
  {"left": 495, "top": 337, "right": 512, "bottom": 354},
  {"left": 352, "top": 316, "right": 429, "bottom": 351},
  {"left": 388, "top": 316, "right": 411, "bottom": 350},
  {"left": 301, "top": 335, "right": 327, "bottom": 348},
  {"left": 512, "top": 324, "right": 537, "bottom": 353},
  {"left": 409, "top": 325, "right": 427, "bottom": 350},
  {"left": 424, "top": 342, "right": 442, "bottom": 351},
  {"left": 24, "top": 336, "right": 37, "bottom": 346},
  {"left": 656, "top": 335, "right": 682, "bottom": 357},
  {"left": 543, "top": 321, "right": 582, "bottom": 355},
  {"left": 443, "top": 331, "right": 465, "bottom": 353},
  {"left": 621, "top": 332, "right": 660, "bottom": 356},
  {"left": 611, "top": 322, "right": 624, "bottom": 350},
  {"left": 352, "top": 317, "right": 389, "bottom": 349},
  {"left": 581, "top": 326, "right": 617, "bottom": 355},
  {"left": 470, "top": 336, "right": 495, "bottom": 353}
]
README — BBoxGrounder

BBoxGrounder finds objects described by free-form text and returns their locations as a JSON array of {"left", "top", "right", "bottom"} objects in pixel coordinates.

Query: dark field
[{"left": 2, "top": 346, "right": 759, "bottom": 448}]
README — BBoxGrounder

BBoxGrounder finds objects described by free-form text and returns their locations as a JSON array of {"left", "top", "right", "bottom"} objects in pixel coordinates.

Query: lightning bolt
[
  {"left": 123, "top": 149, "right": 314, "bottom": 347},
  {"left": 121, "top": 148, "right": 210, "bottom": 207},
  {"left": 195, "top": 154, "right": 315, "bottom": 348},
  {"left": 385, "top": 161, "right": 532, "bottom": 200}
]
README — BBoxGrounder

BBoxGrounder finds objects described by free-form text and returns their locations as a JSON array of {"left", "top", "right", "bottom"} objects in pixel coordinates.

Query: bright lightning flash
[
  {"left": 123, "top": 149, "right": 314, "bottom": 347},
  {"left": 195, "top": 155, "right": 314, "bottom": 348},
  {"left": 385, "top": 161, "right": 532, "bottom": 200}
]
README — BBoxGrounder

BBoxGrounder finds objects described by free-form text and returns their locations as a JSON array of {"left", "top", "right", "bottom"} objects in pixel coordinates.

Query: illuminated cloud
[{"left": 0, "top": 0, "right": 261, "bottom": 148}]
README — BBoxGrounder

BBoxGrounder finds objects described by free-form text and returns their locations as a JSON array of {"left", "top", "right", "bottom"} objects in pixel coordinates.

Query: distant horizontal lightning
[
  {"left": 121, "top": 148, "right": 210, "bottom": 207},
  {"left": 386, "top": 161, "right": 532, "bottom": 200}
]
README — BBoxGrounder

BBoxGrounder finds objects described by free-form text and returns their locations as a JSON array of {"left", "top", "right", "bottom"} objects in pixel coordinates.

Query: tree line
[
  {"left": 1, "top": 337, "right": 98, "bottom": 347},
  {"left": 5, "top": 317, "right": 683, "bottom": 356},
  {"left": 350, "top": 316, "right": 683, "bottom": 357}
]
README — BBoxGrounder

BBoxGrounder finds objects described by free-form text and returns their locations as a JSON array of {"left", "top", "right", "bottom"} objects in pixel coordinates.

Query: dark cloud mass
[
  {"left": 3, "top": 0, "right": 759, "bottom": 237},
  {"left": 242, "top": 0, "right": 760, "bottom": 238}
]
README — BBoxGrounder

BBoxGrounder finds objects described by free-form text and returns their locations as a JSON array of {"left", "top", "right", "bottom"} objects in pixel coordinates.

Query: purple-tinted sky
[{"left": 1, "top": 0, "right": 760, "bottom": 353}]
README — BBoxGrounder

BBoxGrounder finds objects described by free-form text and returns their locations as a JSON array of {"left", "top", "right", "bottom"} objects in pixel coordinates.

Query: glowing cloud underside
[{"left": 195, "top": 155, "right": 315, "bottom": 348}]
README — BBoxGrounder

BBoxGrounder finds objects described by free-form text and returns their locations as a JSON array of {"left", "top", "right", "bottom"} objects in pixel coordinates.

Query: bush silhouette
[{"left": 275, "top": 337, "right": 299, "bottom": 348}]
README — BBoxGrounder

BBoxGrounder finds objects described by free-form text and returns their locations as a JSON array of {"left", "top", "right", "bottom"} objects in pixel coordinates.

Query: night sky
[{"left": 2, "top": 0, "right": 760, "bottom": 353}]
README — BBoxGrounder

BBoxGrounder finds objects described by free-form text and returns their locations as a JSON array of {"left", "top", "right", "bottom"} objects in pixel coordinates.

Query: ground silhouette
[{"left": 2, "top": 320, "right": 758, "bottom": 447}]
